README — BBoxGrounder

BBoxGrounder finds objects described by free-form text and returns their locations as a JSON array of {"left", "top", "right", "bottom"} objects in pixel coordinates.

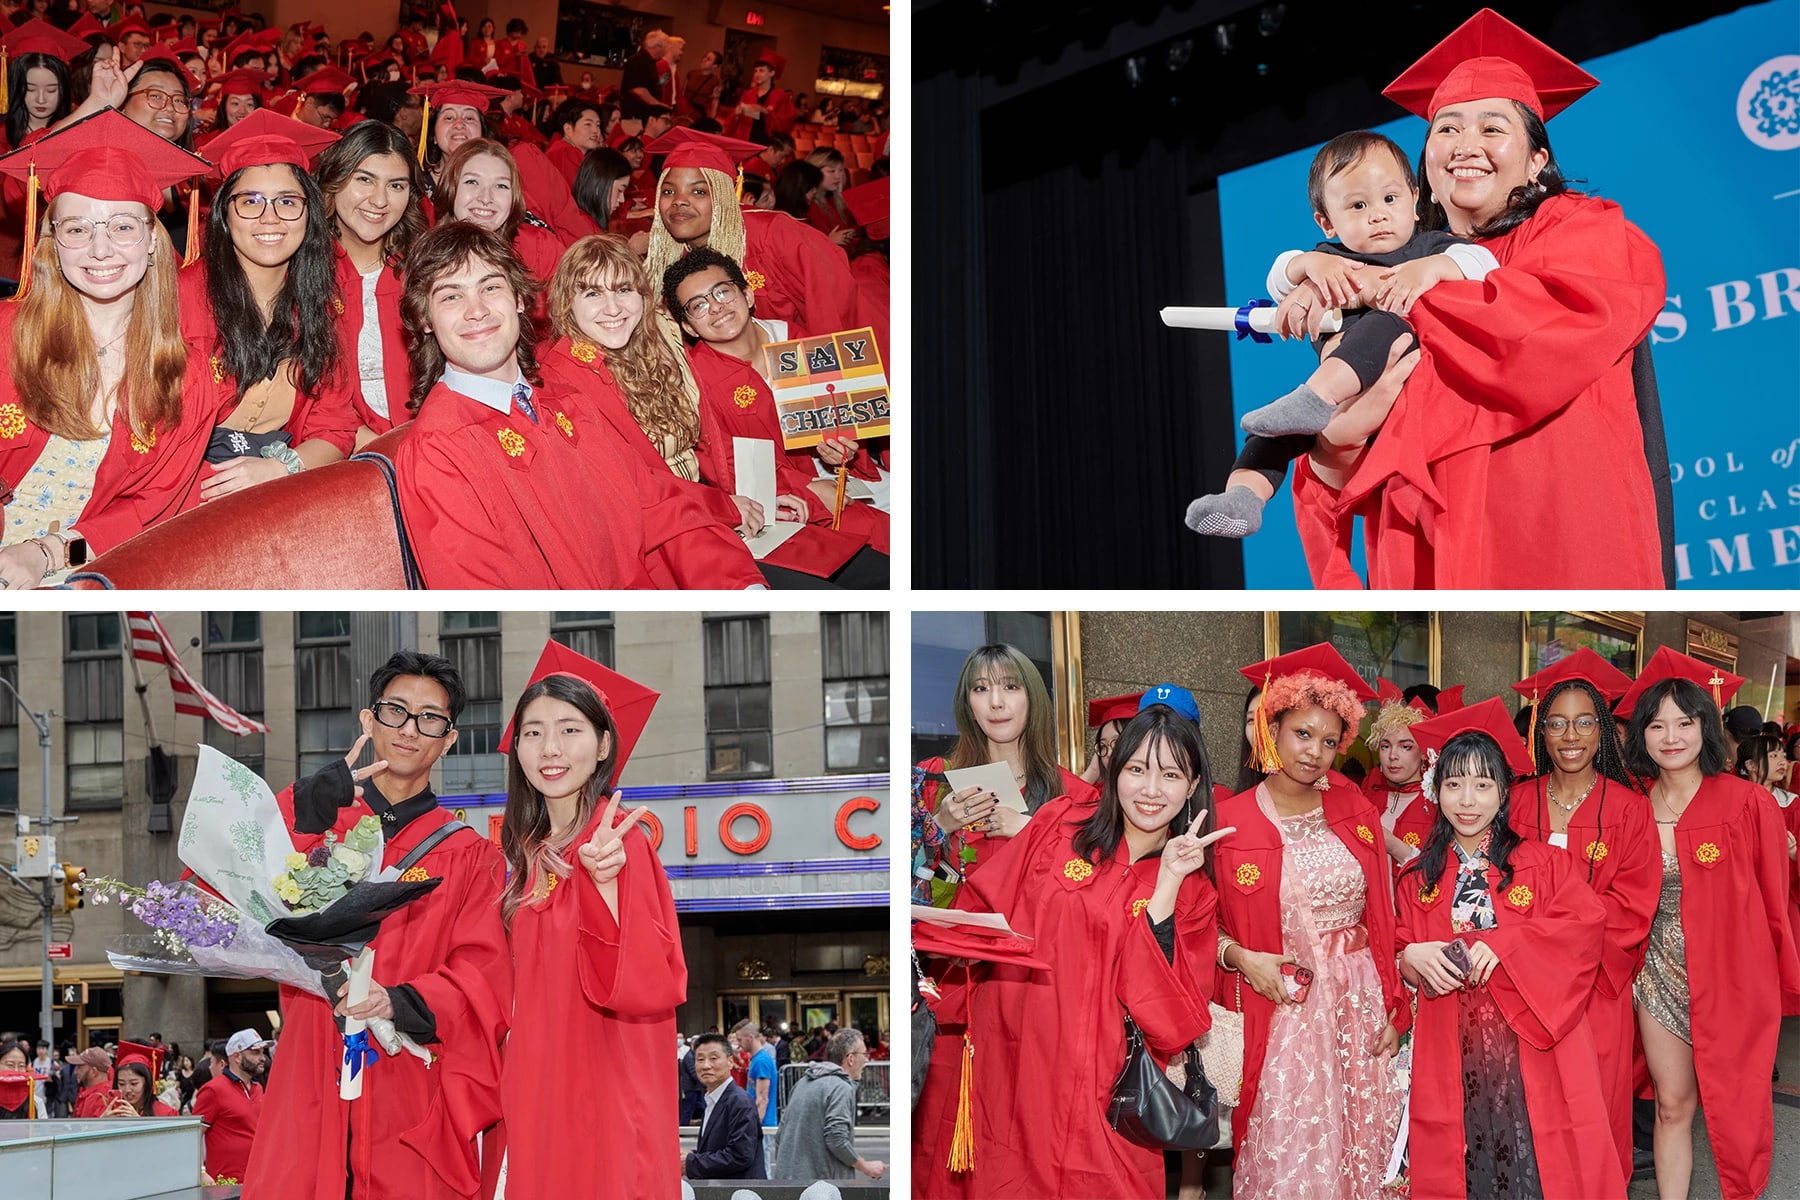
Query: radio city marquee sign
[{"left": 441, "top": 775, "right": 888, "bottom": 911}]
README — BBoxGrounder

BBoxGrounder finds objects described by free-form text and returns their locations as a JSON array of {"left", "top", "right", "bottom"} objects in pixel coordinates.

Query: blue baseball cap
[{"left": 1137, "top": 683, "right": 1200, "bottom": 724}]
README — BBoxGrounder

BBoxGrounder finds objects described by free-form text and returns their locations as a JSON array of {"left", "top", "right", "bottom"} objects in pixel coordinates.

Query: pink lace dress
[{"left": 1234, "top": 794, "right": 1404, "bottom": 1200}]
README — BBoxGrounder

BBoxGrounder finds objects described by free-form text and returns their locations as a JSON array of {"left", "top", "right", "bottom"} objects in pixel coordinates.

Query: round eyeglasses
[
  {"left": 680, "top": 280, "right": 742, "bottom": 321},
  {"left": 370, "top": 700, "right": 454, "bottom": 738},
  {"left": 229, "top": 192, "right": 308, "bottom": 222},
  {"left": 1543, "top": 716, "right": 1601, "bottom": 735},
  {"left": 50, "top": 215, "right": 149, "bottom": 250},
  {"left": 130, "top": 87, "right": 192, "bottom": 112}
]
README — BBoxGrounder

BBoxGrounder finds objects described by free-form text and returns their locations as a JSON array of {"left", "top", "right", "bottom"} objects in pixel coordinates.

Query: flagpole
[{"left": 123, "top": 610, "right": 162, "bottom": 751}]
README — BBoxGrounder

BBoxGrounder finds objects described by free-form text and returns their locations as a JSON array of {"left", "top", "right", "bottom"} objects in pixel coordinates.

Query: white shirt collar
[{"left": 440, "top": 364, "right": 530, "bottom": 416}]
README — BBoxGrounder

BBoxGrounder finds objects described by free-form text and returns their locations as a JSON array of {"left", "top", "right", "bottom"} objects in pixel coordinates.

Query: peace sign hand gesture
[
  {"left": 577, "top": 793, "right": 651, "bottom": 891},
  {"left": 1159, "top": 810, "right": 1236, "bottom": 881},
  {"left": 343, "top": 732, "right": 389, "bottom": 803}
]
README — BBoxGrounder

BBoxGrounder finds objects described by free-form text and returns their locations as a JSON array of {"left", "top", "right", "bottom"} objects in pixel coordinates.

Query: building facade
[{"left": 0, "top": 610, "right": 889, "bottom": 1052}]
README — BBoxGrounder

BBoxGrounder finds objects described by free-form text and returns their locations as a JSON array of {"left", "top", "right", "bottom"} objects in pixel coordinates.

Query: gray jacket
[{"left": 772, "top": 1061, "right": 859, "bottom": 1181}]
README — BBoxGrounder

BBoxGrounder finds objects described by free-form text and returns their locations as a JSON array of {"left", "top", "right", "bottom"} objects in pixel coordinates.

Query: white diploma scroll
[
  {"left": 339, "top": 946, "right": 375, "bottom": 1100},
  {"left": 733, "top": 436, "right": 805, "bottom": 558},
  {"left": 1160, "top": 304, "right": 1344, "bottom": 335}
]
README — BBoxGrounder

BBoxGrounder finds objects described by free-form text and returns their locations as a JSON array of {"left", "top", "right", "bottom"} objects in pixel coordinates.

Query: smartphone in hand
[{"left": 1280, "top": 962, "right": 1315, "bottom": 1003}]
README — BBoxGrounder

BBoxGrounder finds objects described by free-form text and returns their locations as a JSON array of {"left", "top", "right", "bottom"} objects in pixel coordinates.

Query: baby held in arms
[{"left": 1186, "top": 130, "right": 1496, "bottom": 538}]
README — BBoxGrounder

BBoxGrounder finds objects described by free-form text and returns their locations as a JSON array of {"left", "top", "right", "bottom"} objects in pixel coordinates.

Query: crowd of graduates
[
  {"left": 0, "top": 4, "right": 890, "bottom": 589},
  {"left": 912, "top": 637, "right": 1800, "bottom": 1199}
]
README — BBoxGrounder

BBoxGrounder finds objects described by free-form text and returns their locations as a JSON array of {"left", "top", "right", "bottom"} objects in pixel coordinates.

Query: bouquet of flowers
[{"left": 101, "top": 746, "right": 444, "bottom": 1099}]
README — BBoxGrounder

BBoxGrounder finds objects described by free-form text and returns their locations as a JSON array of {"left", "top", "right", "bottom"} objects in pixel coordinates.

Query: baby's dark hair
[{"left": 1307, "top": 131, "right": 1416, "bottom": 218}]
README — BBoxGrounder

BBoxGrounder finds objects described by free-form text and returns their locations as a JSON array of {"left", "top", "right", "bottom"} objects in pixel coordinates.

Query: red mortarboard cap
[
  {"left": 292, "top": 65, "right": 355, "bottom": 94},
  {"left": 1382, "top": 7, "right": 1598, "bottom": 122},
  {"left": 67, "top": 14, "right": 106, "bottom": 40},
  {"left": 438, "top": 3, "right": 459, "bottom": 22},
  {"left": 0, "top": 108, "right": 208, "bottom": 208},
  {"left": 497, "top": 641, "right": 662, "bottom": 782},
  {"left": 1376, "top": 677, "right": 1404, "bottom": 703},
  {"left": 1237, "top": 643, "right": 1379, "bottom": 702},
  {"left": 109, "top": 16, "right": 153, "bottom": 41},
  {"left": 134, "top": 46, "right": 200, "bottom": 92},
  {"left": 196, "top": 16, "right": 222, "bottom": 31},
  {"left": 1086, "top": 692, "right": 1142, "bottom": 729},
  {"left": 223, "top": 30, "right": 266, "bottom": 62},
  {"left": 115, "top": 1039, "right": 163, "bottom": 1079},
  {"left": 1615, "top": 646, "right": 1746, "bottom": 721},
  {"left": 1411, "top": 696, "right": 1534, "bottom": 777},
  {"left": 208, "top": 67, "right": 266, "bottom": 98},
  {"left": 360, "top": 49, "right": 398, "bottom": 75},
  {"left": 912, "top": 912, "right": 1051, "bottom": 971},
  {"left": 842, "top": 176, "right": 888, "bottom": 239},
  {"left": 167, "top": 37, "right": 201, "bottom": 57},
  {"left": 205, "top": 105, "right": 339, "bottom": 178},
  {"left": 647, "top": 126, "right": 762, "bottom": 176},
  {"left": 2, "top": 18, "right": 89, "bottom": 62},
  {"left": 1436, "top": 685, "right": 1466, "bottom": 714},
  {"left": 255, "top": 29, "right": 284, "bottom": 50},
  {"left": 755, "top": 49, "right": 785, "bottom": 76},
  {"left": 410, "top": 78, "right": 509, "bottom": 111},
  {"left": 1513, "top": 647, "right": 1634, "bottom": 704}
]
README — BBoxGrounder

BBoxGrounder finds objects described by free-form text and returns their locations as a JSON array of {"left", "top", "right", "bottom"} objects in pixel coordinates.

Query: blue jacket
[{"left": 686, "top": 1081, "right": 766, "bottom": 1180}]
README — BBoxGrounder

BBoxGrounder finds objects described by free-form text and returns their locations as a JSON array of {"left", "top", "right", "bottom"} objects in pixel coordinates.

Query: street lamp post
[{"left": 0, "top": 673, "right": 55, "bottom": 1055}]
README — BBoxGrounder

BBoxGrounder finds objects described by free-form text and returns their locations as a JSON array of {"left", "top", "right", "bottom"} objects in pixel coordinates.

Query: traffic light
[{"left": 61, "top": 863, "right": 85, "bottom": 912}]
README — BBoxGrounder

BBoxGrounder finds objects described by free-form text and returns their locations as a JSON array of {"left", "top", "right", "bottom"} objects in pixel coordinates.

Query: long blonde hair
[
  {"left": 644, "top": 165, "right": 745, "bottom": 299},
  {"left": 11, "top": 212, "right": 186, "bottom": 442},
  {"left": 548, "top": 234, "right": 701, "bottom": 453}
]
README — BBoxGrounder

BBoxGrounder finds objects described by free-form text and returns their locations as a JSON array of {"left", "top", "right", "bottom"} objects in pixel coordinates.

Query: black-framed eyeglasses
[
  {"left": 229, "top": 191, "right": 307, "bottom": 221},
  {"left": 680, "top": 280, "right": 741, "bottom": 320},
  {"left": 130, "top": 87, "right": 192, "bottom": 112},
  {"left": 370, "top": 700, "right": 454, "bottom": 738},
  {"left": 1543, "top": 716, "right": 1601, "bottom": 735}
]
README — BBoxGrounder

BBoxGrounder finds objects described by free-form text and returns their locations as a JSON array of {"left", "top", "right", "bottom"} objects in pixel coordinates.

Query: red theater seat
[{"left": 65, "top": 435, "right": 421, "bottom": 589}]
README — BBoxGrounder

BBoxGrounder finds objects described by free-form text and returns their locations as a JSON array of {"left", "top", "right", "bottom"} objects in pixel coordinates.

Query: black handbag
[{"left": 1106, "top": 1013, "right": 1220, "bottom": 1152}]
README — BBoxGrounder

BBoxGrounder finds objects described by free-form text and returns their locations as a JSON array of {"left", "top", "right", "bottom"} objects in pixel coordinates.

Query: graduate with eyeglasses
[{"left": 256, "top": 649, "right": 511, "bottom": 1200}]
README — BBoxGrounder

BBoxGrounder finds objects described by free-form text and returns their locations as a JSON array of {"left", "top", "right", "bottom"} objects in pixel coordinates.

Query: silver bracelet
[{"left": 259, "top": 443, "right": 304, "bottom": 475}]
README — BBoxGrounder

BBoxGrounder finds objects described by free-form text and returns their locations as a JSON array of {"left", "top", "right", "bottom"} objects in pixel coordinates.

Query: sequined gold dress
[
  {"left": 1234, "top": 795, "right": 1404, "bottom": 1199},
  {"left": 1633, "top": 851, "right": 1689, "bottom": 1042}
]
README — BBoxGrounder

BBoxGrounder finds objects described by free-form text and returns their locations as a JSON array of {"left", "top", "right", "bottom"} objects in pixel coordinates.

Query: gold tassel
[
  {"left": 1252, "top": 668, "right": 1281, "bottom": 773},
  {"left": 183, "top": 187, "right": 201, "bottom": 267},
  {"left": 8, "top": 164, "right": 37, "bottom": 303},
  {"left": 416, "top": 96, "right": 430, "bottom": 166},
  {"left": 947, "top": 1030, "right": 975, "bottom": 1172},
  {"left": 1525, "top": 687, "right": 1539, "bottom": 767},
  {"left": 1707, "top": 670, "right": 1723, "bottom": 709},
  {"left": 1, "top": 49, "right": 9, "bottom": 115}
]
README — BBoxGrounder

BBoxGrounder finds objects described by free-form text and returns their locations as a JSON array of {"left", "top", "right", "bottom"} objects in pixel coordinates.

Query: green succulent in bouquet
[{"left": 271, "top": 816, "right": 384, "bottom": 913}]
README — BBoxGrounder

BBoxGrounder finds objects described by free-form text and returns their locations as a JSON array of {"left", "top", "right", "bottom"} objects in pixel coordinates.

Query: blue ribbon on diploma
[
  {"left": 1233, "top": 299, "right": 1276, "bottom": 343},
  {"left": 342, "top": 1030, "right": 378, "bottom": 1080}
]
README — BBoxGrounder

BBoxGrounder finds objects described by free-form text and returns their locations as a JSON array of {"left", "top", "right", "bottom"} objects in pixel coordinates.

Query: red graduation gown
[
  {"left": 1509, "top": 774, "right": 1660, "bottom": 1180},
  {"left": 1290, "top": 193, "right": 1666, "bottom": 588},
  {"left": 495, "top": 805, "right": 685, "bottom": 1200},
  {"left": 912, "top": 795, "right": 1216, "bottom": 1199},
  {"left": 0, "top": 308, "right": 212, "bottom": 554},
  {"left": 545, "top": 136, "right": 584, "bottom": 189},
  {"left": 915, "top": 756, "right": 1099, "bottom": 891},
  {"left": 73, "top": 1078, "right": 117, "bottom": 1116},
  {"left": 722, "top": 86, "right": 798, "bottom": 142},
  {"left": 1211, "top": 783, "right": 1409, "bottom": 1146},
  {"left": 1396, "top": 839, "right": 1622, "bottom": 1199},
  {"left": 248, "top": 794, "right": 511, "bottom": 1200},
  {"left": 394, "top": 379, "right": 763, "bottom": 589},
  {"left": 510, "top": 142, "right": 601, "bottom": 248},
  {"left": 740, "top": 208, "right": 861, "bottom": 340},
  {"left": 331, "top": 246, "right": 413, "bottom": 435},
  {"left": 1661, "top": 773, "right": 1800, "bottom": 1198},
  {"left": 1381, "top": 786, "right": 1436, "bottom": 867},
  {"left": 685, "top": 339, "right": 884, "bottom": 566}
]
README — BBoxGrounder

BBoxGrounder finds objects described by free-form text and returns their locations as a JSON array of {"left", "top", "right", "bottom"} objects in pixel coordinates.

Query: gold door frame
[
  {"left": 1519, "top": 612, "right": 1646, "bottom": 678},
  {"left": 1262, "top": 612, "right": 1443, "bottom": 683}
]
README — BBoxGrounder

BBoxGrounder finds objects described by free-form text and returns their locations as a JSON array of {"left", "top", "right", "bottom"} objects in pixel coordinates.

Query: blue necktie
[{"left": 512, "top": 383, "right": 538, "bottom": 424}]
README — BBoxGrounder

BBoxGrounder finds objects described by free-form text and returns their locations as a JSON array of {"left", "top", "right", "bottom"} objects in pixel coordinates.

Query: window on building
[
  {"left": 550, "top": 612, "right": 615, "bottom": 666},
  {"left": 553, "top": 2, "right": 670, "bottom": 67},
  {"left": 439, "top": 613, "right": 503, "bottom": 792},
  {"left": 64, "top": 614, "right": 124, "bottom": 811},
  {"left": 910, "top": 612, "right": 1054, "bottom": 764},
  {"left": 704, "top": 615, "right": 772, "bottom": 780},
  {"left": 822, "top": 613, "right": 888, "bottom": 773},
  {"left": 203, "top": 613, "right": 265, "bottom": 777},
  {"left": 0, "top": 614, "right": 16, "bottom": 812},
  {"left": 295, "top": 612, "right": 355, "bottom": 778}
]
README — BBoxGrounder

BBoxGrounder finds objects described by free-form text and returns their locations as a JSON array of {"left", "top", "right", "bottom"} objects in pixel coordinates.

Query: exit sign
[
  {"left": 745, "top": 11, "right": 764, "bottom": 25},
  {"left": 47, "top": 942, "right": 72, "bottom": 960}
]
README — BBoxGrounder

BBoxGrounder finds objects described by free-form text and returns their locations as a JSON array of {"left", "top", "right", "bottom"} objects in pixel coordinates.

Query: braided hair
[{"left": 1523, "top": 678, "right": 1643, "bottom": 882}]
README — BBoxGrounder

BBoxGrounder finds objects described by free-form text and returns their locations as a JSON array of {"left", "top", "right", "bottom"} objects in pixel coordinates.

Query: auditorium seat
[{"left": 65, "top": 426, "right": 421, "bottom": 590}]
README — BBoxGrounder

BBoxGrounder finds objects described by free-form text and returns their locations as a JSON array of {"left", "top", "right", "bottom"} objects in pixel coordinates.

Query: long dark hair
[
  {"left": 399, "top": 221, "right": 542, "bottom": 413},
  {"left": 1417, "top": 99, "right": 1577, "bottom": 240},
  {"left": 1623, "top": 678, "right": 1729, "bottom": 780},
  {"left": 1522, "top": 678, "right": 1643, "bottom": 882},
  {"left": 942, "top": 644, "right": 1061, "bottom": 813},
  {"left": 115, "top": 1060, "right": 157, "bottom": 1116},
  {"left": 205, "top": 162, "right": 342, "bottom": 401},
  {"left": 1734, "top": 733, "right": 1783, "bottom": 787},
  {"left": 498, "top": 673, "right": 620, "bottom": 927},
  {"left": 6, "top": 52, "right": 71, "bottom": 147},
  {"left": 1234, "top": 685, "right": 1263, "bottom": 793},
  {"left": 313, "top": 121, "right": 427, "bottom": 269},
  {"left": 1072, "top": 707, "right": 1212, "bottom": 870},
  {"left": 572, "top": 146, "right": 632, "bottom": 232},
  {"left": 774, "top": 160, "right": 822, "bottom": 220},
  {"left": 1401, "top": 730, "right": 1525, "bottom": 891}
]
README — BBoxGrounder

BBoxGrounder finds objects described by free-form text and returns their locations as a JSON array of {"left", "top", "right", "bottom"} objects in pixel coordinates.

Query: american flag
[{"left": 126, "top": 612, "right": 270, "bottom": 735}]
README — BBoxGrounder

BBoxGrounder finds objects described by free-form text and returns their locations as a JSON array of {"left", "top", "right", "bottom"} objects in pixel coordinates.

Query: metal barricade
[{"left": 777, "top": 1059, "right": 890, "bottom": 1123}]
